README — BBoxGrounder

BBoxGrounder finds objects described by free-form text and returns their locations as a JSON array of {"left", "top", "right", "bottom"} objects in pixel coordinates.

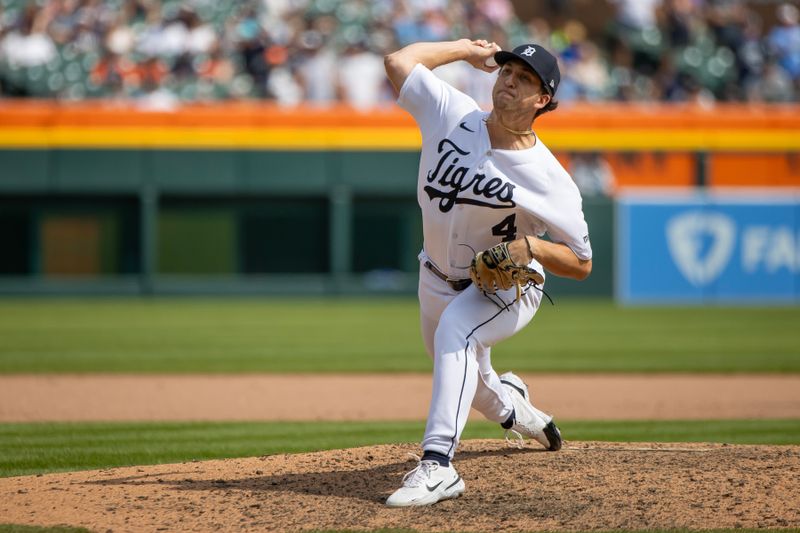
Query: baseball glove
[{"left": 469, "top": 241, "right": 545, "bottom": 299}]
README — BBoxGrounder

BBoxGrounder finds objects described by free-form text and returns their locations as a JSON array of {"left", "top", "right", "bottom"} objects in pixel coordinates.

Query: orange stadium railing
[{"left": 1, "top": 101, "right": 799, "bottom": 188}]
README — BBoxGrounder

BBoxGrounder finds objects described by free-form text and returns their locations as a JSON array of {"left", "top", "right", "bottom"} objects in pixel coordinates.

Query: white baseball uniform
[{"left": 398, "top": 63, "right": 592, "bottom": 458}]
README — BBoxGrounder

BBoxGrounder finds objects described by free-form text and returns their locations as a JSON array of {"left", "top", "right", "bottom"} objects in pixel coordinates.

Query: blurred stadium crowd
[{"left": 0, "top": 0, "right": 798, "bottom": 107}]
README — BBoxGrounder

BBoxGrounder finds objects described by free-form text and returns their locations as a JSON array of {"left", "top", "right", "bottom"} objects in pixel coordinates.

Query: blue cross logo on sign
[{"left": 521, "top": 46, "right": 536, "bottom": 56}]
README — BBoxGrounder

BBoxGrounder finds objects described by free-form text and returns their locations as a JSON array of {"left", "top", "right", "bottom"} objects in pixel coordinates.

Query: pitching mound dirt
[{"left": 2, "top": 440, "right": 798, "bottom": 532}]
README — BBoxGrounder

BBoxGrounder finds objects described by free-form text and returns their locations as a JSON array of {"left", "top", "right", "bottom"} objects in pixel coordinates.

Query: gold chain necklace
[{"left": 484, "top": 117, "right": 534, "bottom": 136}]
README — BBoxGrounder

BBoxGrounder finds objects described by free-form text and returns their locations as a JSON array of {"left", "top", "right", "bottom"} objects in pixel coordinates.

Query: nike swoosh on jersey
[{"left": 458, "top": 121, "right": 474, "bottom": 132}]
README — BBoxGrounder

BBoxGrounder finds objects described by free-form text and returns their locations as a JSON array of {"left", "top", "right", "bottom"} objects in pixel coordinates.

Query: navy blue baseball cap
[{"left": 494, "top": 44, "right": 560, "bottom": 96}]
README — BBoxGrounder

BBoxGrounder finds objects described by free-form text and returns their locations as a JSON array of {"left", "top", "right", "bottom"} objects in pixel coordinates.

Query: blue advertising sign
[{"left": 617, "top": 192, "right": 799, "bottom": 304}]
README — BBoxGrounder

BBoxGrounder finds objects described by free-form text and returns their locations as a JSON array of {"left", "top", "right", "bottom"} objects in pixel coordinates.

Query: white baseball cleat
[
  {"left": 386, "top": 458, "right": 465, "bottom": 507},
  {"left": 500, "top": 371, "right": 563, "bottom": 451}
]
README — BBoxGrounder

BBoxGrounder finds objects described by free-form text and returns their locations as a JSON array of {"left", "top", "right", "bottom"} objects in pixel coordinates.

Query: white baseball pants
[{"left": 417, "top": 259, "right": 543, "bottom": 458}]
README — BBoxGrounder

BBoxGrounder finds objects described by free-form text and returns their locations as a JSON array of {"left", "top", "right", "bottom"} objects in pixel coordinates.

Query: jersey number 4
[{"left": 492, "top": 214, "right": 517, "bottom": 242}]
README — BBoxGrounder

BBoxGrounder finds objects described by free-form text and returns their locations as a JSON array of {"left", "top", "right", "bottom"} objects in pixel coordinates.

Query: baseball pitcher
[{"left": 383, "top": 39, "right": 593, "bottom": 507}]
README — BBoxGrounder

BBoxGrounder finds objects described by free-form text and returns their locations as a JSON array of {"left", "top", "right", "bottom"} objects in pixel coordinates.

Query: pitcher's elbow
[
  {"left": 384, "top": 52, "right": 400, "bottom": 73},
  {"left": 576, "top": 259, "right": 592, "bottom": 281}
]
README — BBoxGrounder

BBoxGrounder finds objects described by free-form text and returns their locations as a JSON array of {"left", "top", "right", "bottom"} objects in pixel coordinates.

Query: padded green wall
[{"left": 0, "top": 149, "right": 613, "bottom": 296}]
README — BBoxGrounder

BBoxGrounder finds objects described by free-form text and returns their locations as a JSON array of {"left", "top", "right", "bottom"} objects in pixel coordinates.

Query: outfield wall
[
  {"left": 1, "top": 102, "right": 797, "bottom": 297},
  {"left": 618, "top": 192, "right": 800, "bottom": 304}
]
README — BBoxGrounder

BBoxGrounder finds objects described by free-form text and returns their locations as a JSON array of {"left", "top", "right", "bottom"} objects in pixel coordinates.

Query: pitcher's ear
[{"left": 534, "top": 92, "right": 551, "bottom": 110}]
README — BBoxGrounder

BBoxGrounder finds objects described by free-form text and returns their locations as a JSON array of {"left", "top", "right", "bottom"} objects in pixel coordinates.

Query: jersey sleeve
[
  {"left": 548, "top": 208, "right": 592, "bottom": 260},
  {"left": 397, "top": 63, "right": 481, "bottom": 140},
  {"left": 510, "top": 152, "right": 594, "bottom": 262},
  {"left": 545, "top": 185, "right": 593, "bottom": 261}
]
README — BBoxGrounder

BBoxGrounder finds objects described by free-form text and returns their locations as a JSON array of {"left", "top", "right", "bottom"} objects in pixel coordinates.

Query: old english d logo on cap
[{"left": 493, "top": 43, "right": 561, "bottom": 96}]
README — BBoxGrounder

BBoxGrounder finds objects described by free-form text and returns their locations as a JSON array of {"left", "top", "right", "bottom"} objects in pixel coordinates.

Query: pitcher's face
[{"left": 492, "top": 60, "right": 551, "bottom": 114}]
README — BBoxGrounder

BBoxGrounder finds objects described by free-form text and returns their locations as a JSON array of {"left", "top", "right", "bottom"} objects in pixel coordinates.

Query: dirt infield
[
  {"left": 3, "top": 373, "right": 800, "bottom": 422},
  {"left": 2, "top": 373, "right": 800, "bottom": 531},
  {"left": 1, "top": 440, "right": 799, "bottom": 532}
]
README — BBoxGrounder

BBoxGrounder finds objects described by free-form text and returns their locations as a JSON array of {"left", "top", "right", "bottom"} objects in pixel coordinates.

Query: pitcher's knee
[{"left": 433, "top": 320, "right": 483, "bottom": 358}]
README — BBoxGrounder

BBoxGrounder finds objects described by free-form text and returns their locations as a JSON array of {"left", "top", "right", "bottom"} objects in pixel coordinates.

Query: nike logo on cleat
[
  {"left": 459, "top": 121, "right": 474, "bottom": 132},
  {"left": 426, "top": 481, "right": 443, "bottom": 492},
  {"left": 446, "top": 476, "right": 462, "bottom": 490},
  {"left": 500, "top": 379, "right": 527, "bottom": 399}
]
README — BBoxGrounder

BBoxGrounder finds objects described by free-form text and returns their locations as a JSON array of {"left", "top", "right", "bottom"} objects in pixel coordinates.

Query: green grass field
[
  {"left": 2, "top": 419, "right": 799, "bottom": 478},
  {"left": 2, "top": 298, "right": 798, "bottom": 533},
  {"left": 1, "top": 298, "right": 798, "bottom": 373}
]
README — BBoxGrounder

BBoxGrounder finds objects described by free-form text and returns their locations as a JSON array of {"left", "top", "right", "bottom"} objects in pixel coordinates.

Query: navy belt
[{"left": 423, "top": 261, "right": 472, "bottom": 291}]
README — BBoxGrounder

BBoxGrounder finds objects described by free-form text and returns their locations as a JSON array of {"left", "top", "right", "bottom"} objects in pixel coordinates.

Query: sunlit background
[
  {"left": 1, "top": 4, "right": 799, "bottom": 526},
  {"left": 0, "top": 0, "right": 798, "bottom": 303}
]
